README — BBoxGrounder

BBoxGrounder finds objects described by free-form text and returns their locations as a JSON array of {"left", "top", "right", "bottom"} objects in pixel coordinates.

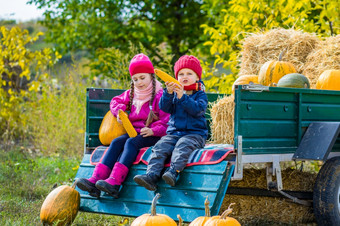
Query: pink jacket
[{"left": 110, "top": 89, "right": 170, "bottom": 137}]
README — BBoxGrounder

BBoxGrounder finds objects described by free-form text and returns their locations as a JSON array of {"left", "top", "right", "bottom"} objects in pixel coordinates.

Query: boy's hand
[
  {"left": 174, "top": 84, "right": 184, "bottom": 99},
  {"left": 165, "top": 82, "right": 178, "bottom": 94},
  {"left": 140, "top": 127, "right": 154, "bottom": 137}
]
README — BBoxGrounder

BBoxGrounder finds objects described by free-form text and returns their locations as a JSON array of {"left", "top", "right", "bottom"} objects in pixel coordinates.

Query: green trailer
[{"left": 74, "top": 84, "right": 340, "bottom": 225}]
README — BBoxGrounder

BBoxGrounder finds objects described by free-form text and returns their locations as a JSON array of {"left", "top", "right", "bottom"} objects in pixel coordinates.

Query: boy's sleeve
[
  {"left": 177, "top": 91, "right": 208, "bottom": 117},
  {"left": 149, "top": 90, "right": 170, "bottom": 136},
  {"left": 110, "top": 90, "right": 130, "bottom": 116},
  {"left": 159, "top": 88, "right": 175, "bottom": 114}
]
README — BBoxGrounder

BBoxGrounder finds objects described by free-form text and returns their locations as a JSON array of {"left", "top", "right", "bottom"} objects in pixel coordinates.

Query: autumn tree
[{"left": 28, "top": 0, "right": 208, "bottom": 62}]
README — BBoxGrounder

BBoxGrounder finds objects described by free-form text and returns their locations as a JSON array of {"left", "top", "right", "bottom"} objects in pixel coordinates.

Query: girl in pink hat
[
  {"left": 76, "top": 53, "right": 169, "bottom": 198},
  {"left": 134, "top": 55, "right": 208, "bottom": 191}
]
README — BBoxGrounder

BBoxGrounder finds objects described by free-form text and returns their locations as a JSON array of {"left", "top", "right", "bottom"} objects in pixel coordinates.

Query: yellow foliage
[{"left": 0, "top": 26, "right": 60, "bottom": 139}]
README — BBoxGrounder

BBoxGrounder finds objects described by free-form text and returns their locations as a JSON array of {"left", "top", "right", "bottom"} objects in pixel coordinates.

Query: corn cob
[
  {"left": 154, "top": 69, "right": 181, "bottom": 86},
  {"left": 118, "top": 109, "right": 137, "bottom": 137}
]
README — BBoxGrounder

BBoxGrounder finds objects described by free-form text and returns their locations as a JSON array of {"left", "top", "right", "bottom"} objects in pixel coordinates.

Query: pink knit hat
[
  {"left": 174, "top": 55, "right": 202, "bottom": 79},
  {"left": 129, "top": 53, "right": 154, "bottom": 76}
]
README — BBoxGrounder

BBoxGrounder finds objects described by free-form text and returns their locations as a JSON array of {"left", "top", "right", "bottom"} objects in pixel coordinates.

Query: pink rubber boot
[
  {"left": 76, "top": 163, "right": 111, "bottom": 198},
  {"left": 95, "top": 162, "right": 129, "bottom": 198}
]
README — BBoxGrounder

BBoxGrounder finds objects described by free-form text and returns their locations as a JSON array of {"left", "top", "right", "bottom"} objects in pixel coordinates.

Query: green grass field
[{"left": 0, "top": 146, "right": 133, "bottom": 225}]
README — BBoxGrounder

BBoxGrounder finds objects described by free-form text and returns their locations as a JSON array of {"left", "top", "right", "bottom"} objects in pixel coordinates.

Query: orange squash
[
  {"left": 40, "top": 182, "right": 80, "bottom": 226},
  {"left": 131, "top": 193, "right": 177, "bottom": 226},
  {"left": 232, "top": 75, "right": 258, "bottom": 92},
  {"left": 99, "top": 110, "right": 126, "bottom": 145},
  {"left": 316, "top": 70, "right": 340, "bottom": 90},
  {"left": 258, "top": 50, "right": 297, "bottom": 86},
  {"left": 204, "top": 203, "right": 241, "bottom": 226},
  {"left": 189, "top": 197, "right": 211, "bottom": 225}
]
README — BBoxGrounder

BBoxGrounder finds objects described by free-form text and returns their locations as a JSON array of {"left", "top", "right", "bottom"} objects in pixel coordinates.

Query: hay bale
[
  {"left": 210, "top": 95, "right": 234, "bottom": 144},
  {"left": 221, "top": 195, "right": 315, "bottom": 225},
  {"left": 303, "top": 35, "right": 340, "bottom": 88},
  {"left": 220, "top": 167, "right": 317, "bottom": 225},
  {"left": 239, "top": 28, "right": 320, "bottom": 85}
]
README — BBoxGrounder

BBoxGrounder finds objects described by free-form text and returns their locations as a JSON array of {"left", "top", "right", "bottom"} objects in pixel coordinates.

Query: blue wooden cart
[{"left": 75, "top": 85, "right": 340, "bottom": 225}]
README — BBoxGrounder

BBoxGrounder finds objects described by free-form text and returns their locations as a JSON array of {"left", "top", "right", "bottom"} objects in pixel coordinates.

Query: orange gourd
[
  {"left": 189, "top": 197, "right": 211, "bottom": 226},
  {"left": 204, "top": 203, "right": 241, "bottom": 226},
  {"left": 232, "top": 75, "right": 258, "bottom": 92},
  {"left": 316, "top": 70, "right": 340, "bottom": 90},
  {"left": 131, "top": 193, "right": 177, "bottom": 226},
  {"left": 258, "top": 50, "right": 297, "bottom": 86},
  {"left": 40, "top": 182, "right": 80, "bottom": 226},
  {"left": 99, "top": 110, "right": 126, "bottom": 145}
]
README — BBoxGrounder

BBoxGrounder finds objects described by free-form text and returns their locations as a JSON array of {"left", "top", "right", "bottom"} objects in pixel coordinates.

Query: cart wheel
[{"left": 313, "top": 157, "right": 340, "bottom": 225}]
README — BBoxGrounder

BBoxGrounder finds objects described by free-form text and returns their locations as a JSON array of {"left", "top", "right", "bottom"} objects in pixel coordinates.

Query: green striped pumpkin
[{"left": 277, "top": 73, "right": 310, "bottom": 88}]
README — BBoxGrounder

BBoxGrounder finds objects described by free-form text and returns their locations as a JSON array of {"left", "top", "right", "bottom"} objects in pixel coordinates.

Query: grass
[{"left": 0, "top": 146, "right": 130, "bottom": 225}]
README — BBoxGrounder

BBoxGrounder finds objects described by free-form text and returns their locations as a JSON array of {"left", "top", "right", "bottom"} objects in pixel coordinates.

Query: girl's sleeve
[
  {"left": 177, "top": 91, "right": 208, "bottom": 117},
  {"left": 159, "top": 88, "right": 175, "bottom": 114},
  {"left": 150, "top": 90, "right": 170, "bottom": 137},
  {"left": 110, "top": 90, "right": 131, "bottom": 117}
]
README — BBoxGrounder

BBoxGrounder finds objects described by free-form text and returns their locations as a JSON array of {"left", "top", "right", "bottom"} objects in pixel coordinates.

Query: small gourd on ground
[
  {"left": 258, "top": 49, "right": 297, "bottom": 86},
  {"left": 40, "top": 182, "right": 80, "bottom": 226},
  {"left": 189, "top": 197, "right": 211, "bottom": 225},
  {"left": 316, "top": 70, "right": 340, "bottom": 90},
  {"left": 204, "top": 203, "right": 241, "bottom": 226},
  {"left": 232, "top": 75, "right": 259, "bottom": 92},
  {"left": 131, "top": 193, "right": 177, "bottom": 226},
  {"left": 99, "top": 110, "right": 126, "bottom": 145},
  {"left": 277, "top": 73, "right": 310, "bottom": 88}
]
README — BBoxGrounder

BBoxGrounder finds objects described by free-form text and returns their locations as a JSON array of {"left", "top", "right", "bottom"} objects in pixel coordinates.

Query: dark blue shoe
[
  {"left": 162, "top": 167, "right": 179, "bottom": 187},
  {"left": 133, "top": 174, "right": 158, "bottom": 191}
]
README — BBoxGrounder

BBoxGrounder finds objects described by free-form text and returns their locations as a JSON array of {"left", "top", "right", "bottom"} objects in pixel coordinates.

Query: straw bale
[
  {"left": 239, "top": 28, "right": 320, "bottom": 83},
  {"left": 221, "top": 195, "right": 315, "bottom": 225},
  {"left": 209, "top": 95, "right": 234, "bottom": 144},
  {"left": 303, "top": 35, "right": 340, "bottom": 88},
  {"left": 219, "top": 167, "right": 317, "bottom": 225}
]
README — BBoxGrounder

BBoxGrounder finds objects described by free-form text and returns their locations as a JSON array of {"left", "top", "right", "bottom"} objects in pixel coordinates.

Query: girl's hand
[
  {"left": 140, "top": 127, "right": 154, "bottom": 137},
  {"left": 117, "top": 114, "right": 122, "bottom": 124},
  {"left": 174, "top": 84, "right": 184, "bottom": 99},
  {"left": 165, "top": 82, "right": 178, "bottom": 94}
]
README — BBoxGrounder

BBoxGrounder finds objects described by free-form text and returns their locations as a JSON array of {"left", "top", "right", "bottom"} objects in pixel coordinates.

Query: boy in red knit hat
[{"left": 134, "top": 55, "right": 208, "bottom": 190}]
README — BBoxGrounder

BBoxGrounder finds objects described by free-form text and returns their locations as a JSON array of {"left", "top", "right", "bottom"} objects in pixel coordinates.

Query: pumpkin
[
  {"left": 204, "top": 203, "right": 241, "bottom": 226},
  {"left": 258, "top": 50, "right": 297, "bottom": 86},
  {"left": 99, "top": 110, "right": 126, "bottom": 145},
  {"left": 316, "top": 70, "right": 340, "bottom": 90},
  {"left": 131, "top": 193, "right": 177, "bottom": 226},
  {"left": 277, "top": 73, "right": 310, "bottom": 88},
  {"left": 40, "top": 182, "right": 80, "bottom": 226},
  {"left": 232, "top": 75, "right": 258, "bottom": 92},
  {"left": 189, "top": 197, "right": 211, "bottom": 226}
]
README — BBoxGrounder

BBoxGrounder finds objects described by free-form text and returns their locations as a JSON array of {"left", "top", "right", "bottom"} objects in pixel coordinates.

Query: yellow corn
[
  {"left": 154, "top": 69, "right": 181, "bottom": 86},
  {"left": 118, "top": 109, "right": 137, "bottom": 137}
]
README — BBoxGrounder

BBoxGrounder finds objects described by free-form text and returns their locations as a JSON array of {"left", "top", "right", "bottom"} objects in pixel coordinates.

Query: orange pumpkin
[
  {"left": 204, "top": 203, "right": 241, "bottom": 226},
  {"left": 316, "top": 70, "right": 340, "bottom": 90},
  {"left": 189, "top": 197, "right": 211, "bottom": 225},
  {"left": 40, "top": 182, "right": 80, "bottom": 226},
  {"left": 232, "top": 75, "right": 259, "bottom": 92},
  {"left": 131, "top": 193, "right": 177, "bottom": 226},
  {"left": 99, "top": 110, "right": 126, "bottom": 145},
  {"left": 258, "top": 50, "right": 297, "bottom": 86}
]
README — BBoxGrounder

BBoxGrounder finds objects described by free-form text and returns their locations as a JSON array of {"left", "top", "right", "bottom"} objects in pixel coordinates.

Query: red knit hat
[
  {"left": 129, "top": 53, "right": 154, "bottom": 76},
  {"left": 174, "top": 55, "right": 202, "bottom": 79}
]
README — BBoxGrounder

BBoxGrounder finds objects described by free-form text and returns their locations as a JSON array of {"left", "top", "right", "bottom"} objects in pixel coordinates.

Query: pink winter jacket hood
[{"left": 110, "top": 89, "right": 170, "bottom": 137}]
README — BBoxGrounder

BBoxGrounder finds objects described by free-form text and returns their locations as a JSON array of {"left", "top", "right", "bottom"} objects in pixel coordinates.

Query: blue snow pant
[
  {"left": 101, "top": 134, "right": 160, "bottom": 169},
  {"left": 146, "top": 134, "right": 205, "bottom": 178}
]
